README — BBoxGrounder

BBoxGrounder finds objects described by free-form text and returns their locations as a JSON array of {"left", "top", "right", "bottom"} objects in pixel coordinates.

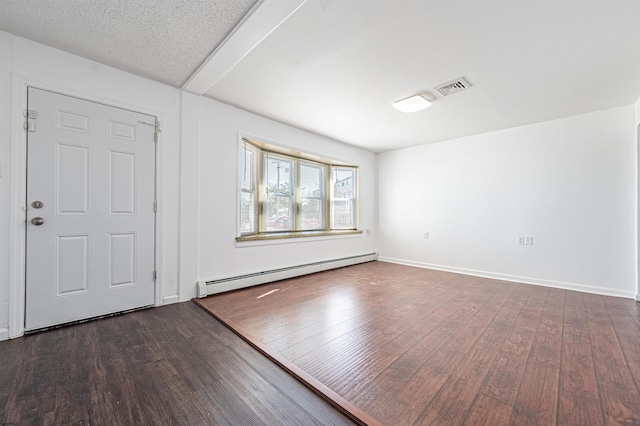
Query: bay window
[{"left": 238, "top": 139, "right": 359, "bottom": 240}]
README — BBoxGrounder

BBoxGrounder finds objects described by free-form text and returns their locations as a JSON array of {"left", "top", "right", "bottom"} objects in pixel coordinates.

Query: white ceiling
[{"left": 2, "top": 1, "right": 640, "bottom": 152}]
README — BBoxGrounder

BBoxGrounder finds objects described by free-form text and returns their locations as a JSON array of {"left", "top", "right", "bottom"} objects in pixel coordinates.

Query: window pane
[
  {"left": 301, "top": 199, "right": 322, "bottom": 230},
  {"left": 331, "top": 199, "right": 355, "bottom": 228},
  {"left": 240, "top": 146, "right": 254, "bottom": 191},
  {"left": 300, "top": 163, "right": 323, "bottom": 230},
  {"left": 240, "top": 192, "right": 254, "bottom": 233},
  {"left": 300, "top": 164, "right": 322, "bottom": 198},
  {"left": 266, "top": 157, "right": 292, "bottom": 195},
  {"left": 266, "top": 195, "right": 293, "bottom": 231},
  {"left": 331, "top": 168, "right": 356, "bottom": 229}
]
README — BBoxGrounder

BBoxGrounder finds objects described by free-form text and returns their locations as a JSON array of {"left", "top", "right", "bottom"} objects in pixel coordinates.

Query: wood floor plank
[
  {"left": 333, "top": 275, "right": 495, "bottom": 403},
  {"left": 349, "top": 335, "right": 454, "bottom": 425},
  {"left": 604, "top": 296, "right": 640, "bottom": 395},
  {"left": 513, "top": 285, "right": 549, "bottom": 332},
  {"left": 598, "top": 383, "right": 640, "bottom": 425},
  {"left": 509, "top": 289, "right": 564, "bottom": 425},
  {"left": 195, "top": 261, "right": 640, "bottom": 426},
  {"left": 0, "top": 302, "right": 355, "bottom": 426},
  {"left": 260, "top": 267, "right": 459, "bottom": 358},
  {"left": 480, "top": 326, "right": 536, "bottom": 406},
  {"left": 268, "top": 276, "right": 439, "bottom": 359},
  {"left": 414, "top": 345, "right": 498, "bottom": 426},
  {"left": 584, "top": 294, "right": 637, "bottom": 389},
  {"left": 558, "top": 291, "right": 604, "bottom": 426},
  {"left": 583, "top": 293, "right": 640, "bottom": 425},
  {"left": 476, "top": 284, "right": 534, "bottom": 349},
  {"left": 464, "top": 394, "right": 513, "bottom": 426},
  {"left": 529, "top": 288, "right": 564, "bottom": 367},
  {"left": 623, "top": 299, "right": 640, "bottom": 333},
  {"left": 510, "top": 362, "right": 559, "bottom": 425},
  {"left": 368, "top": 366, "right": 449, "bottom": 425}
]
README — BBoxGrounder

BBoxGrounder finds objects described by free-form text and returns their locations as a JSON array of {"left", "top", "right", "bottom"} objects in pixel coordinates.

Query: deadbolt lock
[{"left": 31, "top": 201, "right": 44, "bottom": 209}]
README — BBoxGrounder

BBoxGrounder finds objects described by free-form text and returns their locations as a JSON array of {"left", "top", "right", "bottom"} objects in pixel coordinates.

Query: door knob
[{"left": 31, "top": 217, "right": 45, "bottom": 226}]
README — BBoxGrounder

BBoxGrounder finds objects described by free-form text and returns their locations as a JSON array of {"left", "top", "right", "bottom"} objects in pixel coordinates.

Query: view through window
[{"left": 239, "top": 139, "right": 358, "bottom": 239}]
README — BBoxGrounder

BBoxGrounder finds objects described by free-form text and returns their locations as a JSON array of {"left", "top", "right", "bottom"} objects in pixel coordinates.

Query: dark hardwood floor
[
  {"left": 0, "top": 302, "right": 355, "bottom": 425},
  {"left": 196, "top": 261, "right": 640, "bottom": 426}
]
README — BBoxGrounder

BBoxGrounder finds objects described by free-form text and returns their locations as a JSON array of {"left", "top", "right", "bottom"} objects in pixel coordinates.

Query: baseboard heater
[{"left": 197, "top": 252, "right": 378, "bottom": 298}]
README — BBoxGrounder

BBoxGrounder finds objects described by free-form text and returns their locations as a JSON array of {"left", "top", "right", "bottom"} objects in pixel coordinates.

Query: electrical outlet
[
  {"left": 518, "top": 236, "right": 533, "bottom": 246},
  {"left": 365, "top": 229, "right": 371, "bottom": 236},
  {"left": 424, "top": 232, "right": 429, "bottom": 239}
]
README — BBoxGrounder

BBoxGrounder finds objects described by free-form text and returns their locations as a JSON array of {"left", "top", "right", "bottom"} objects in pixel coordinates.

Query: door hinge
[
  {"left": 153, "top": 200, "right": 158, "bottom": 212},
  {"left": 24, "top": 109, "right": 37, "bottom": 132},
  {"left": 138, "top": 119, "right": 161, "bottom": 143},
  {"left": 153, "top": 270, "right": 157, "bottom": 281}
]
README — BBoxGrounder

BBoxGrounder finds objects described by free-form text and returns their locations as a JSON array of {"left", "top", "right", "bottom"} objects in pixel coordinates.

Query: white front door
[{"left": 25, "top": 87, "right": 156, "bottom": 331}]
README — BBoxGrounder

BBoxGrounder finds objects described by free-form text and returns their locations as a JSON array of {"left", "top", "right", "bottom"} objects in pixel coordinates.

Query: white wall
[
  {"left": 635, "top": 96, "right": 640, "bottom": 300},
  {"left": 179, "top": 94, "right": 377, "bottom": 301},
  {"left": 0, "top": 32, "right": 182, "bottom": 338},
  {"left": 378, "top": 106, "right": 637, "bottom": 298},
  {"left": 0, "top": 32, "right": 13, "bottom": 340}
]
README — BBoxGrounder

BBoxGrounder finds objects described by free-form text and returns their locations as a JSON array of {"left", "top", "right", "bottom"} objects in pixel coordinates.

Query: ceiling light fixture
[{"left": 392, "top": 93, "right": 432, "bottom": 113}]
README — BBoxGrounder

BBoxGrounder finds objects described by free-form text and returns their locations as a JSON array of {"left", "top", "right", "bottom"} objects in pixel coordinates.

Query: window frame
[
  {"left": 238, "top": 138, "right": 361, "bottom": 241},
  {"left": 330, "top": 166, "right": 358, "bottom": 230},
  {"left": 239, "top": 142, "right": 259, "bottom": 235},
  {"left": 296, "top": 159, "right": 326, "bottom": 231},
  {"left": 263, "top": 152, "right": 296, "bottom": 232}
]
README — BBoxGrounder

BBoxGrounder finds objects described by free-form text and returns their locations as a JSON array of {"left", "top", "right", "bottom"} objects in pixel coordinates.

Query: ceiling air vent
[{"left": 434, "top": 77, "right": 471, "bottom": 97}]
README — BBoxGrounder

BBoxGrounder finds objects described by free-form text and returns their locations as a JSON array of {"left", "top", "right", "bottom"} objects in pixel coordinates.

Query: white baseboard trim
[
  {"left": 378, "top": 256, "right": 636, "bottom": 300},
  {"left": 0, "top": 328, "right": 9, "bottom": 342},
  {"left": 636, "top": 294, "right": 640, "bottom": 302},
  {"left": 162, "top": 295, "right": 179, "bottom": 305},
  {"left": 201, "top": 253, "right": 378, "bottom": 297}
]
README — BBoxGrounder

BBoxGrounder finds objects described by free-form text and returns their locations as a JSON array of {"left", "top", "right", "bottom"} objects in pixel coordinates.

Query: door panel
[
  {"left": 56, "top": 143, "right": 89, "bottom": 214},
  {"left": 25, "top": 87, "right": 156, "bottom": 331},
  {"left": 109, "top": 232, "right": 136, "bottom": 287},
  {"left": 109, "top": 151, "right": 136, "bottom": 214},
  {"left": 55, "top": 235, "right": 89, "bottom": 295}
]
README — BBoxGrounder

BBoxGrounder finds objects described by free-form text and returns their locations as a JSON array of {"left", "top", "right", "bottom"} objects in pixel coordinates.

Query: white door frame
[{"left": 8, "top": 75, "right": 165, "bottom": 338}]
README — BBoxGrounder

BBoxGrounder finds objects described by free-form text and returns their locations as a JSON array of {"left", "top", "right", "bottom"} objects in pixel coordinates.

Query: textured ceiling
[
  {"left": 2, "top": 0, "right": 640, "bottom": 152},
  {"left": 0, "top": 0, "right": 258, "bottom": 87}
]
